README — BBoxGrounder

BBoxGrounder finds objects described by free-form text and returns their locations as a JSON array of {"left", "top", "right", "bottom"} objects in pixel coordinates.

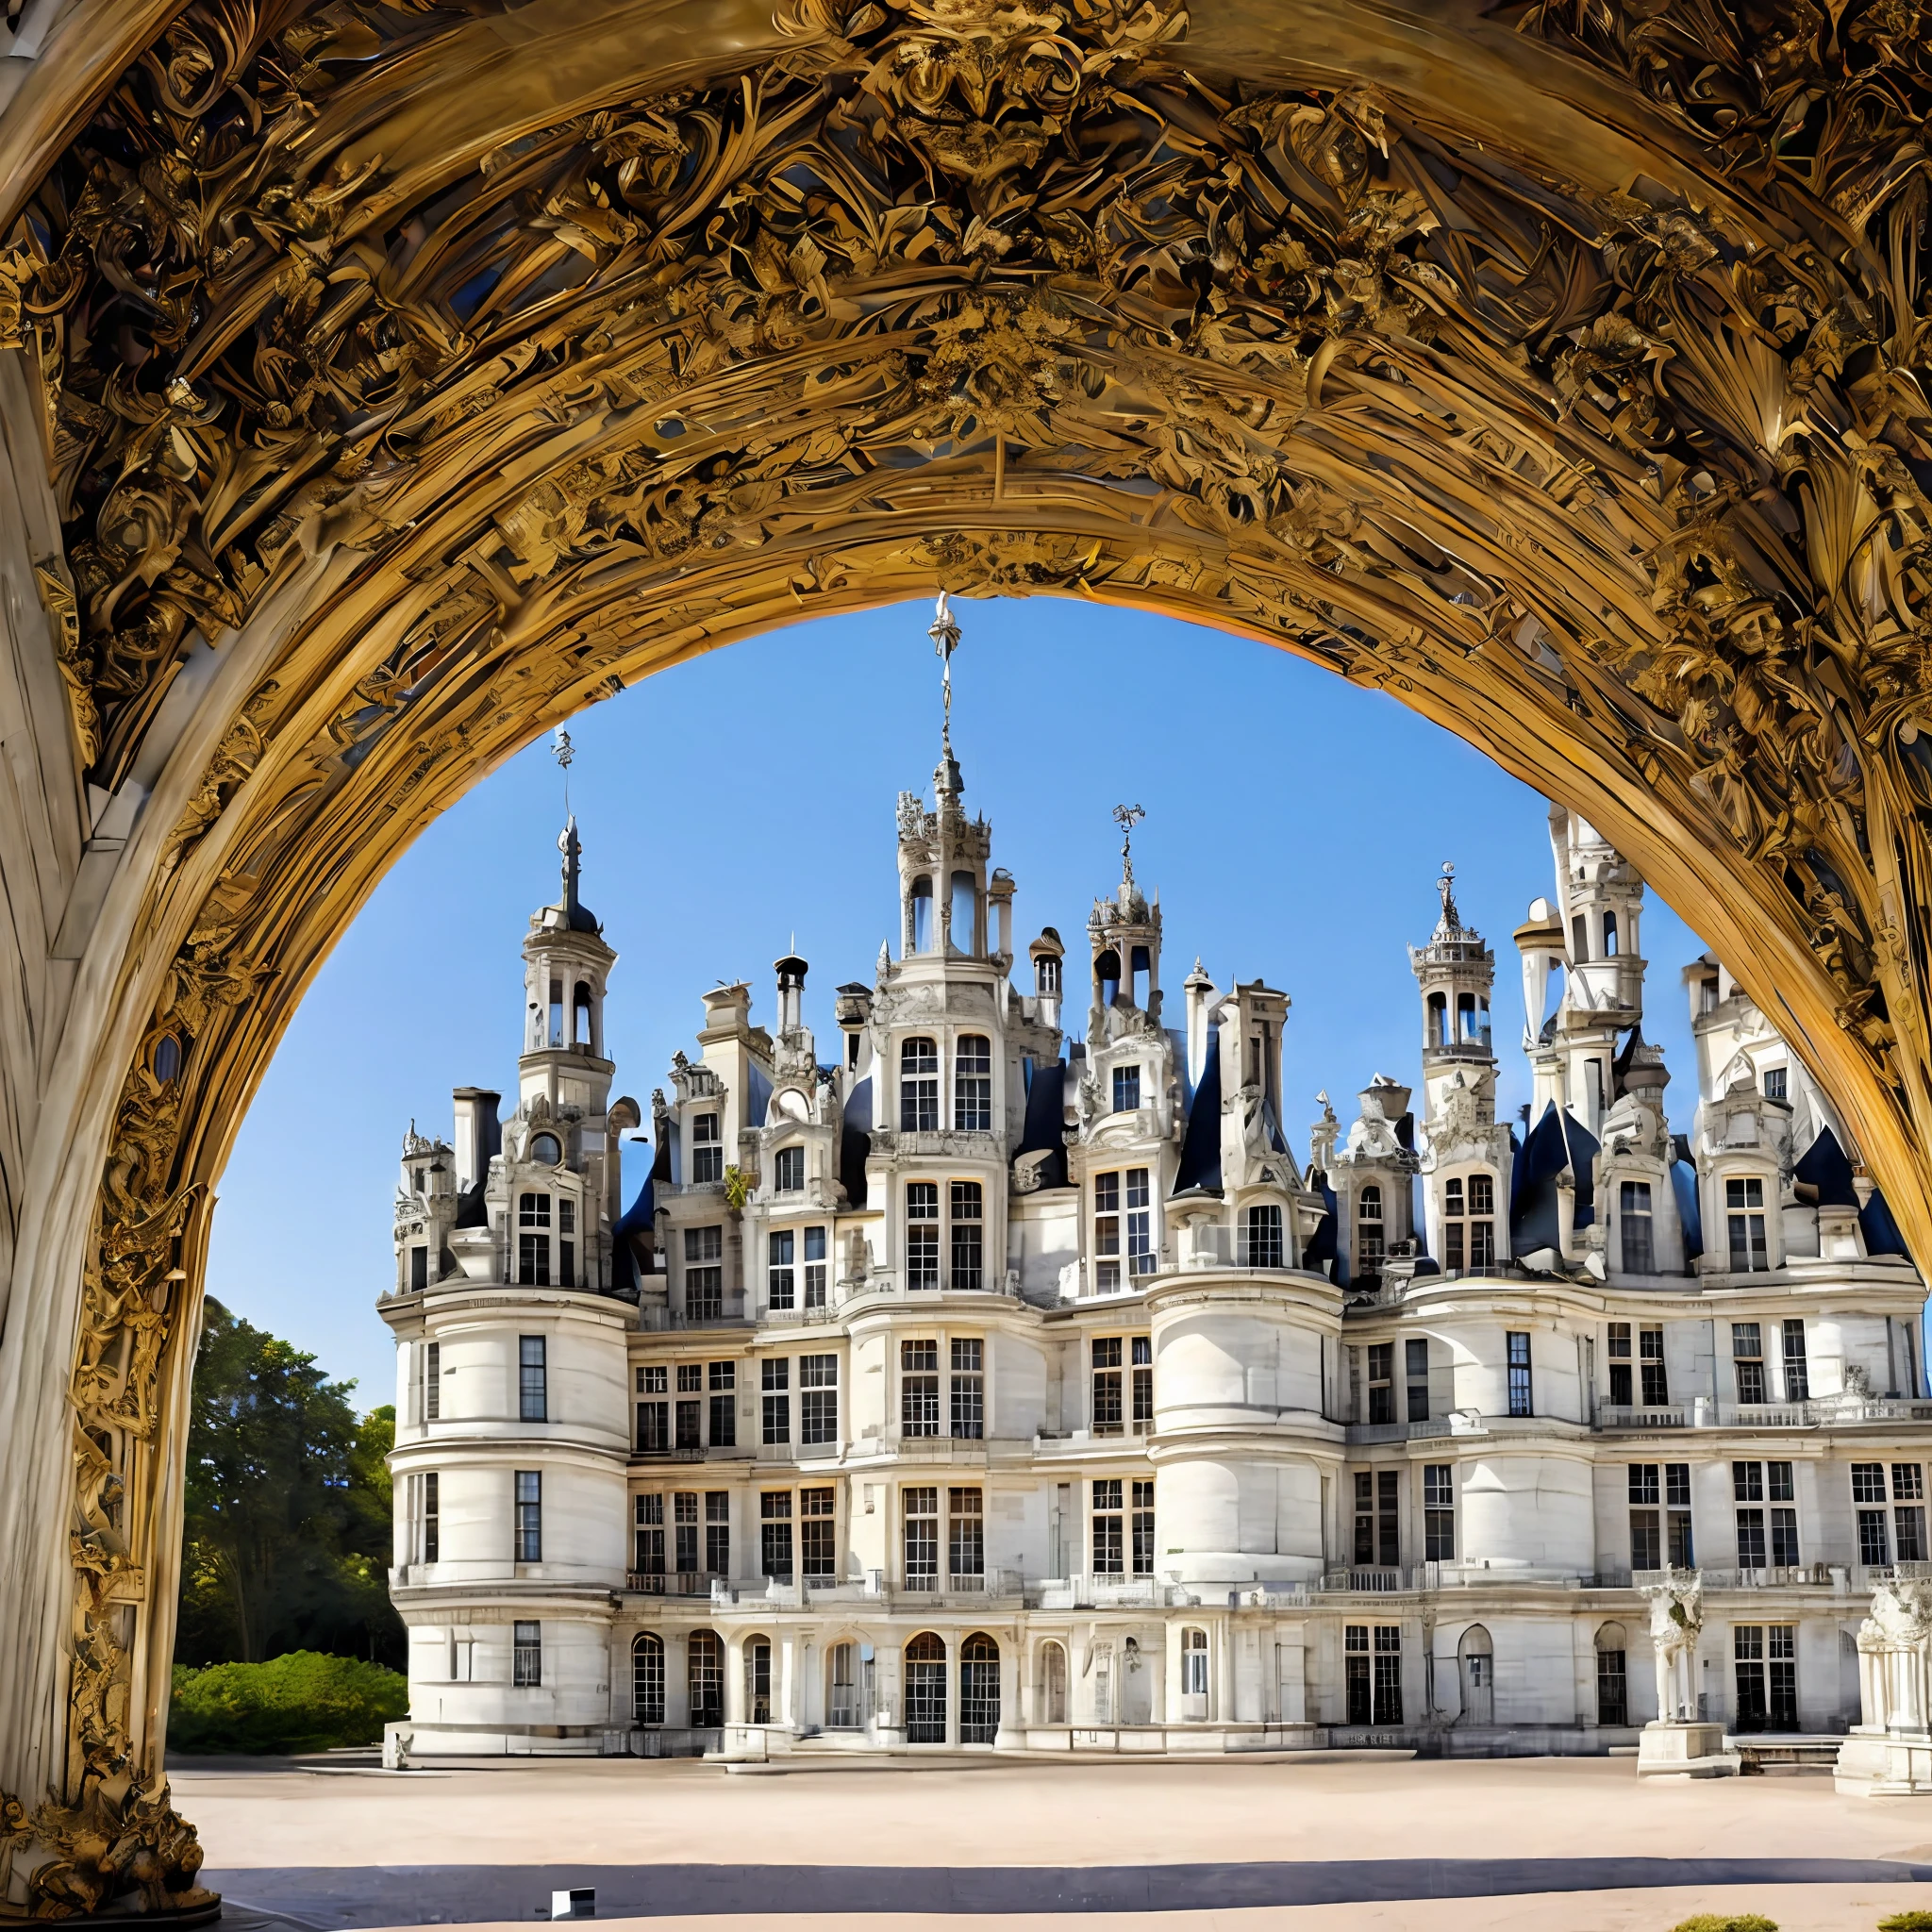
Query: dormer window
[
  {"left": 1241, "top": 1202, "right": 1283, "bottom": 1269},
  {"left": 1762, "top": 1067, "right": 1788, "bottom": 1102},
  {"left": 955, "top": 1036, "right": 991, "bottom": 1131},
  {"left": 518, "top": 1192, "right": 551, "bottom": 1286},
  {"left": 1357, "top": 1186, "right": 1384, "bottom": 1276},
  {"left": 1442, "top": 1174, "right": 1495, "bottom": 1274},
  {"left": 1111, "top": 1064, "right": 1141, "bottom": 1113},
  {"left": 900, "top": 1039, "right": 940, "bottom": 1132},
  {"left": 691, "top": 1112, "right": 723, "bottom": 1184},
  {"left": 530, "top": 1132, "right": 562, "bottom": 1165},
  {"left": 1036, "top": 954, "right": 1061, "bottom": 997},
  {"left": 1620, "top": 1181, "right": 1655, "bottom": 1274},
  {"left": 774, "top": 1145, "right": 805, "bottom": 1193}
]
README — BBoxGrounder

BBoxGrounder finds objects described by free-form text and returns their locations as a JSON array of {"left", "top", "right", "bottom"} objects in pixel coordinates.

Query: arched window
[
  {"left": 548, "top": 975, "right": 565, "bottom": 1045},
  {"left": 573, "top": 980, "right": 593, "bottom": 1046},
  {"left": 950, "top": 1180, "right": 984, "bottom": 1291},
  {"left": 900, "top": 1037, "right": 939, "bottom": 1131},
  {"left": 1095, "top": 947, "right": 1121, "bottom": 1007},
  {"left": 949, "top": 871, "right": 978, "bottom": 954},
  {"left": 1040, "top": 1641, "right": 1067, "bottom": 1724},
  {"left": 1427, "top": 991, "right": 1447, "bottom": 1047},
  {"left": 1181, "top": 1627, "right": 1209, "bottom": 1703},
  {"left": 1594, "top": 1622, "right": 1628, "bottom": 1726},
  {"left": 1128, "top": 943, "right": 1151, "bottom": 1010},
  {"left": 1458, "top": 1624, "right": 1493, "bottom": 1725},
  {"left": 905, "top": 1632, "right": 947, "bottom": 1742},
  {"left": 151, "top": 1034, "right": 181, "bottom": 1083},
  {"left": 955, "top": 1035, "right": 991, "bottom": 1130},
  {"left": 827, "top": 1641, "right": 858, "bottom": 1727},
  {"left": 1457, "top": 991, "right": 1476, "bottom": 1041},
  {"left": 743, "top": 1633, "right": 773, "bottom": 1724},
  {"left": 688, "top": 1630, "right": 724, "bottom": 1728},
  {"left": 1357, "top": 1186, "right": 1384, "bottom": 1276},
  {"left": 1603, "top": 911, "right": 1619, "bottom": 957},
  {"left": 910, "top": 875, "right": 934, "bottom": 953},
  {"left": 530, "top": 1132, "right": 561, "bottom": 1165},
  {"left": 959, "top": 1632, "right": 1000, "bottom": 1743},
  {"left": 632, "top": 1634, "right": 664, "bottom": 1725}
]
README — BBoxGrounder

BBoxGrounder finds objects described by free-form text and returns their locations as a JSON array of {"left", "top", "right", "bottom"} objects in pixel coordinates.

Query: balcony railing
[
  {"left": 1037, "top": 1574, "right": 1166, "bottom": 1609},
  {"left": 1599, "top": 1398, "right": 1932, "bottom": 1430},
  {"left": 626, "top": 1570, "right": 724, "bottom": 1595}
]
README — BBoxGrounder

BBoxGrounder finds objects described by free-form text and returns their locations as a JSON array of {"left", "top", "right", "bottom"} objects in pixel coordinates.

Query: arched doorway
[
  {"left": 1595, "top": 1623, "right": 1630, "bottom": 1728},
  {"left": 0, "top": 0, "right": 1925, "bottom": 1908},
  {"left": 1458, "top": 1626, "right": 1494, "bottom": 1727},
  {"left": 959, "top": 1633, "right": 1000, "bottom": 1744},
  {"left": 742, "top": 1634, "right": 774, "bottom": 1725},
  {"left": 905, "top": 1633, "right": 947, "bottom": 1743},
  {"left": 631, "top": 1633, "right": 664, "bottom": 1726},
  {"left": 1040, "top": 1641, "right": 1068, "bottom": 1725}
]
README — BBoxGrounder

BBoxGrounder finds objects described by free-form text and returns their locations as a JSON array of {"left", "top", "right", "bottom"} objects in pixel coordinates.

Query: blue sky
[{"left": 204, "top": 599, "right": 1707, "bottom": 1405}]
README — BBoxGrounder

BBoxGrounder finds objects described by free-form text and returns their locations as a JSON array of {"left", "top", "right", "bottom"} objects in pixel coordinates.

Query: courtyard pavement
[{"left": 179, "top": 1752, "right": 1932, "bottom": 1930}]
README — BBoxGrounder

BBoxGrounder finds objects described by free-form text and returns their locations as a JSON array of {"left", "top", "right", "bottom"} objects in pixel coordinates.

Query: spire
[
  {"left": 929, "top": 592, "right": 963, "bottom": 799},
  {"left": 1433, "top": 860, "right": 1467, "bottom": 940},
  {"left": 1113, "top": 802, "right": 1145, "bottom": 895},
  {"left": 558, "top": 815, "right": 600, "bottom": 933}
]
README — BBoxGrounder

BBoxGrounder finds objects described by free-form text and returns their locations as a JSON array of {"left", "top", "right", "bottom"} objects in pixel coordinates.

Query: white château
[{"left": 382, "top": 655, "right": 1931, "bottom": 1759}]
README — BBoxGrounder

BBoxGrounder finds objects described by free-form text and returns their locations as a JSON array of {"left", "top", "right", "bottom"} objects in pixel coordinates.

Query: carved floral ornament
[{"left": 0, "top": 0, "right": 1927, "bottom": 1909}]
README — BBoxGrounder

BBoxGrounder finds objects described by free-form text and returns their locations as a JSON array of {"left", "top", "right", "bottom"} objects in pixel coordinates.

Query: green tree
[{"left": 175, "top": 1299, "right": 403, "bottom": 1668}]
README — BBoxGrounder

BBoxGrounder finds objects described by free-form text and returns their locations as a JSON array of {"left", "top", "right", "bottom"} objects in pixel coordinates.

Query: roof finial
[
  {"left": 929, "top": 592, "right": 961, "bottom": 753},
  {"left": 1436, "top": 859, "right": 1461, "bottom": 933},
  {"left": 1113, "top": 802, "right": 1146, "bottom": 890},
  {"left": 553, "top": 725, "right": 575, "bottom": 819}
]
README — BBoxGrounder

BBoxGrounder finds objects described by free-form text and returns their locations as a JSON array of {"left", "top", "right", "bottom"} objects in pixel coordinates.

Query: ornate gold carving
[
  {"left": 8, "top": 0, "right": 1932, "bottom": 1893},
  {"left": 31, "top": 565, "right": 95, "bottom": 773}
]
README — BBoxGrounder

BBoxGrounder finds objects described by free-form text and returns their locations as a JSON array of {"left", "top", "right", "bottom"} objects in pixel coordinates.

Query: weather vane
[
  {"left": 1113, "top": 802, "right": 1145, "bottom": 886},
  {"left": 929, "top": 592, "right": 961, "bottom": 750},
  {"left": 553, "top": 726, "right": 575, "bottom": 815},
  {"left": 1437, "top": 858, "right": 1458, "bottom": 927}
]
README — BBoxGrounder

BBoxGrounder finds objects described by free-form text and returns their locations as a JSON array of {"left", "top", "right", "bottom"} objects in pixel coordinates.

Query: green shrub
[
  {"left": 169, "top": 1652, "right": 407, "bottom": 1756},
  {"left": 1668, "top": 1918, "right": 1778, "bottom": 1932},
  {"left": 1877, "top": 1913, "right": 1932, "bottom": 1930}
]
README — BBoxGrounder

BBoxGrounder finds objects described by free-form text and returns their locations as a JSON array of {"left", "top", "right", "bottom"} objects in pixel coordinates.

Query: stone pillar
[
  {"left": 944, "top": 1631, "right": 960, "bottom": 1747},
  {"left": 1837, "top": 1580, "right": 1932, "bottom": 1794},
  {"left": 993, "top": 1633, "right": 1024, "bottom": 1749}
]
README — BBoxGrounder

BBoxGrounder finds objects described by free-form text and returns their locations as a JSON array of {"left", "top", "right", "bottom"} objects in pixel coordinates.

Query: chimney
[
  {"left": 452, "top": 1087, "right": 501, "bottom": 1192},
  {"left": 1184, "top": 959, "right": 1216, "bottom": 1089}
]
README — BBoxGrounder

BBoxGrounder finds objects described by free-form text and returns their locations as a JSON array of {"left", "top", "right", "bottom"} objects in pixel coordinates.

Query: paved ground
[{"left": 177, "top": 1753, "right": 1932, "bottom": 1929}]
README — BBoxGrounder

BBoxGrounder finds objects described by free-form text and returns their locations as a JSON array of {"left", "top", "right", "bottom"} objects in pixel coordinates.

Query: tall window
[
  {"left": 1596, "top": 1627, "right": 1628, "bottom": 1726},
  {"left": 512, "top": 1621, "right": 541, "bottom": 1688},
  {"left": 1423, "top": 1464, "right": 1455, "bottom": 1560},
  {"left": 804, "top": 1226, "right": 827, "bottom": 1308},
  {"left": 688, "top": 1631, "right": 724, "bottom": 1727},
  {"left": 769, "top": 1230, "right": 795, "bottom": 1309},
  {"left": 1367, "top": 1342, "right": 1394, "bottom": 1424},
  {"left": 1726, "top": 1176, "right": 1769, "bottom": 1271},
  {"left": 828, "top": 1641, "right": 858, "bottom": 1727},
  {"left": 800, "top": 1354, "right": 838, "bottom": 1445},
  {"left": 950, "top": 1339, "right": 984, "bottom": 1439},
  {"left": 904, "top": 1486, "right": 939, "bottom": 1586},
  {"left": 1733, "top": 1624, "right": 1796, "bottom": 1733},
  {"left": 422, "top": 1471, "right": 440, "bottom": 1563},
  {"left": 1507, "top": 1332, "right": 1533, "bottom": 1416},
  {"left": 674, "top": 1491, "right": 698, "bottom": 1573},
  {"left": 801, "top": 1486, "right": 836, "bottom": 1581},
  {"left": 1181, "top": 1627, "right": 1208, "bottom": 1698},
  {"left": 708, "top": 1361, "right": 736, "bottom": 1446},
  {"left": 514, "top": 1471, "right": 541, "bottom": 1562},
  {"left": 1734, "top": 1459, "right": 1798, "bottom": 1569},
  {"left": 1628, "top": 1462, "right": 1692, "bottom": 1570},
  {"left": 900, "top": 1038, "right": 940, "bottom": 1132},
  {"left": 1095, "top": 1170, "right": 1155, "bottom": 1288},
  {"left": 902, "top": 1341, "right": 940, "bottom": 1436},
  {"left": 905, "top": 1631, "right": 946, "bottom": 1740},
  {"left": 1345, "top": 1625, "right": 1402, "bottom": 1725},
  {"left": 1620, "top": 1180, "right": 1656, "bottom": 1274},
  {"left": 691, "top": 1112, "right": 723, "bottom": 1184},
  {"left": 425, "top": 1341, "right": 441, "bottom": 1422},
  {"left": 1242, "top": 1202, "right": 1284, "bottom": 1269},
  {"left": 1732, "top": 1322, "right": 1766, "bottom": 1404},
  {"left": 1092, "top": 1478, "right": 1124, "bottom": 1574},
  {"left": 558, "top": 1197, "right": 575, "bottom": 1289},
  {"left": 518, "top": 1193, "right": 551, "bottom": 1286},
  {"left": 955, "top": 1036, "right": 991, "bottom": 1130},
  {"left": 634, "top": 1492, "right": 663, "bottom": 1575},
  {"left": 683, "top": 1224, "right": 723, "bottom": 1320},
  {"left": 1853, "top": 1462, "right": 1925, "bottom": 1565},
  {"left": 959, "top": 1631, "right": 1000, "bottom": 1744},
  {"left": 949, "top": 1487, "right": 984, "bottom": 1582},
  {"left": 519, "top": 1335, "right": 547, "bottom": 1422},
  {"left": 1781, "top": 1318, "right": 1808, "bottom": 1400},
  {"left": 950, "top": 1180, "right": 984, "bottom": 1291},
  {"left": 1442, "top": 1174, "right": 1496, "bottom": 1274},
  {"left": 1092, "top": 1339, "right": 1124, "bottom": 1433},
  {"left": 411, "top": 1245, "right": 428, "bottom": 1291},
  {"left": 632, "top": 1634, "right": 664, "bottom": 1724},
  {"left": 1468, "top": 1174, "right": 1495, "bottom": 1266},
  {"left": 1131, "top": 1479, "right": 1155, "bottom": 1575},
  {"left": 1443, "top": 1177, "right": 1465, "bottom": 1274},
  {"left": 1357, "top": 1186, "right": 1384, "bottom": 1278},
  {"left": 1132, "top": 1337, "right": 1153, "bottom": 1430},
  {"left": 705, "top": 1491, "right": 730, "bottom": 1574},
  {"left": 1353, "top": 1470, "right": 1399, "bottom": 1566},
  {"left": 761, "top": 1358, "right": 790, "bottom": 1444},
  {"left": 675, "top": 1361, "right": 702, "bottom": 1448},
  {"left": 1406, "top": 1338, "right": 1430, "bottom": 1423},
  {"left": 1111, "top": 1064, "right": 1141, "bottom": 1113},
  {"left": 1640, "top": 1326, "right": 1669, "bottom": 1405},
  {"left": 907, "top": 1184, "right": 940, "bottom": 1291},
  {"left": 774, "top": 1145, "right": 805, "bottom": 1192},
  {"left": 759, "top": 1492, "right": 792, "bottom": 1580}
]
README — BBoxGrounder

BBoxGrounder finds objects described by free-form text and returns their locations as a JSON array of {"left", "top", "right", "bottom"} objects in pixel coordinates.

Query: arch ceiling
[{"left": 0, "top": 0, "right": 1924, "bottom": 1910}]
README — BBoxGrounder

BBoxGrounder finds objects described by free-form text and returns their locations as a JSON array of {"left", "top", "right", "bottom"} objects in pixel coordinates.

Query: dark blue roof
[
  {"left": 1173, "top": 1025, "right": 1224, "bottom": 1195},
  {"left": 1794, "top": 1125, "right": 1859, "bottom": 1208},
  {"left": 840, "top": 1074, "right": 873, "bottom": 1209},
  {"left": 1862, "top": 1186, "right": 1911, "bottom": 1257},
  {"left": 1017, "top": 1060, "right": 1069, "bottom": 1191},
  {"left": 1671, "top": 1154, "right": 1703, "bottom": 1261},
  {"left": 611, "top": 1162, "right": 656, "bottom": 1294},
  {"left": 1510, "top": 1100, "right": 1581, "bottom": 1256}
]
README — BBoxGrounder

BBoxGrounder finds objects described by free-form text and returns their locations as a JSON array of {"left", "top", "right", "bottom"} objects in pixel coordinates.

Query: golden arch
[{"left": 0, "top": 0, "right": 1924, "bottom": 1910}]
